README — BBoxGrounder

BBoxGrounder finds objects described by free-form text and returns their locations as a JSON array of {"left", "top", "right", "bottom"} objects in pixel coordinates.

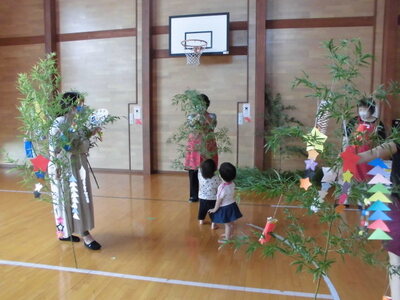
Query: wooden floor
[{"left": 0, "top": 169, "right": 388, "bottom": 300}]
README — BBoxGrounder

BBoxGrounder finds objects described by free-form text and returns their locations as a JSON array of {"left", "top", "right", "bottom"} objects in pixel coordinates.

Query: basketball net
[{"left": 181, "top": 39, "right": 207, "bottom": 66}]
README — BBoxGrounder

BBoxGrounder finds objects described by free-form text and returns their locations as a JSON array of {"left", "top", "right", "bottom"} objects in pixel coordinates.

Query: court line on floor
[
  {"left": 0, "top": 189, "right": 361, "bottom": 210},
  {"left": 247, "top": 223, "right": 340, "bottom": 300},
  {"left": 0, "top": 259, "right": 333, "bottom": 299}
]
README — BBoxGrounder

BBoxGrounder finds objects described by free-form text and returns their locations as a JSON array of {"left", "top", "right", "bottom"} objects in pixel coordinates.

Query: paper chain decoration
[{"left": 339, "top": 147, "right": 393, "bottom": 241}]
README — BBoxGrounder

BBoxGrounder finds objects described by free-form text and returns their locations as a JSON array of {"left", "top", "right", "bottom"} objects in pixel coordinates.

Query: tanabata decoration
[
  {"left": 304, "top": 159, "right": 318, "bottom": 171},
  {"left": 24, "top": 140, "right": 35, "bottom": 158},
  {"left": 368, "top": 166, "right": 390, "bottom": 179},
  {"left": 34, "top": 171, "right": 45, "bottom": 179},
  {"left": 340, "top": 146, "right": 360, "bottom": 177},
  {"left": 368, "top": 158, "right": 389, "bottom": 169},
  {"left": 300, "top": 177, "right": 312, "bottom": 190},
  {"left": 368, "top": 173, "right": 392, "bottom": 185},
  {"left": 342, "top": 170, "right": 353, "bottom": 182},
  {"left": 305, "top": 127, "right": 327, "bottom": 152},
  {"left": 307, "top": 149, "right": 319, "bottom": 160},
  {"left": 365, "top": 158, "right": 393, "bottom": 241},
  {"left": 259, "top": 217, "right": 277, "bottom": 244},
  {"left": 30, "top": 155, "right": 50, "bottom": 172},
  {"left": 33, "top": 183, "right": 43, "bottom": 198}
]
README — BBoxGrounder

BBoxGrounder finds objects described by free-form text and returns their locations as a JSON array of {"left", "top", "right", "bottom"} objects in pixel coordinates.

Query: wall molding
[
  {"left": 57, "top": 28, "right": 137, "bottom": 42},
  {"left": 0, "top": 36, "right": 44, "bottom": 46},
  {"left": 266, "top": 16, "right": 374, "bottom": 29},
  {"left": 0, "top": 16, "right": 376, "bottom": 48},
  {"left": 153, "top": 46, "right": 247, "bottom": 59}
]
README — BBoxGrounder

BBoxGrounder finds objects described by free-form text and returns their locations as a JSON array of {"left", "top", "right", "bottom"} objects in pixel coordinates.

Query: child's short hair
[
  {"left": 358, "top": 97, "right": 376, "bottom": 115},
  {"left": 219, "top": 162, "right": 236, "bottom": 182},
  {"left": 200, "top": 159, "right": 217, "bottom": 179}
]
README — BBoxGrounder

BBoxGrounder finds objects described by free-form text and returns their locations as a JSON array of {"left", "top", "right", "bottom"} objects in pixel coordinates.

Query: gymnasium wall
[
  {"left": 152, "top": 0, "right": 252, "bottom": 170},
  {"left": 265, "top": 0, "right": 385, "bottom": 170},
  {"left": 0, "top": 0, "right": 45, "bottom": 161},
  {"left": 0, "top": 0, "right": 397, "bottom": 172}
]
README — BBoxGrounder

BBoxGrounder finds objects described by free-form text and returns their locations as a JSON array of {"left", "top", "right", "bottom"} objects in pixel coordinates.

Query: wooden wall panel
[
  {"left": 0, "top": 0, "right": 44, "bottom": 38},
  {"left": 153, "top": 56, "right": 246, "bottom": 171},
  {"left": 152, "top": 0, "right": 251, "bottom": 171},
  {"left": 267, "top": 0, "right": 375, "bottom": 20},
  {"left": 153, "top": 0, "right": 248, "bottom": 26},
  {"left": 59, "top": 37, "right": 138, "bottom": 170},
  {"left": 266, "top": 27, "right": 374, "bottom": 170},
  {"left": 0, "top": 45, "right": 45, "bottom": 163},
  {"left": 57, "top": 0, "right": 135, "bottom": 34}
]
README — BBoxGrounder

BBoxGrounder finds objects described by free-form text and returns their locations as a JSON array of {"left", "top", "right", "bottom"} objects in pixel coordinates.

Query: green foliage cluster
[
  {"left": 234, "top": 39, "right": 400, "bottom": 299},
  {"left": 9, "top": 53, "right": 118, "bottom": 198},
  {"left": 264, "top": 90, "right": 306, "bottom": 160},
  {"left": 167, "top": 90, "right": 232, "bottom": 169}
]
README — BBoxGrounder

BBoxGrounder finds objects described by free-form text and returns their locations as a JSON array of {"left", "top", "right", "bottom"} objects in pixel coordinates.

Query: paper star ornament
[
  {"left": 307, "top": 149, "right": 319, "bottom": 160},
  {"left": 340, "top": 146, "right": 360, "bottom": 174},
  {"left": 300, "top": 177, "right": 312, "bottom": 190},
  {"left": 304, "top": 159, "right": 318, "bottom": 171},
  {"left": 343, "top": 170, "right": 353, "bottom": 182},
  {"left": 321, "top": 167, "right": 337, "bottom": 183},
  {"left": 305, "top": 127, "right": 327, "bottom": 152},
  {"left": 30, "top": 155, "right": 50, "bottom": 172}
]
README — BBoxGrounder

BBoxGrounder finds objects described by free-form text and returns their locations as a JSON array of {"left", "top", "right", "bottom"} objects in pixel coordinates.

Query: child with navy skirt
[
  {"left": 208, "top": 162, "right": 242, "bottom": 243},
  {"left": 198, "top": 159, "right": 221, "bottom": 229}
]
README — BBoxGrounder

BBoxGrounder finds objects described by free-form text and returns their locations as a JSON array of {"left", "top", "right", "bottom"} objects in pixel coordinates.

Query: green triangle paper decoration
[
  {"left": 368, "top": 229, "right": 392, "bottom": 240},
  {"left": 367, "top": 200, "right": 391, "bottom": 211},
  {"left": 367, "top": 183, "right": 391, "bottom": 194},
  {"left": 367, "top": 191, "right": 392, "bottom": 203},
  {"left": 368, "top": 219, "right": 390, "bottom": 232}
]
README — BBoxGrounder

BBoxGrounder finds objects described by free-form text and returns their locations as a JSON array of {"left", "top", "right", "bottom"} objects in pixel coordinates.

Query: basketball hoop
[{"left": 181, "top": 39, "right": 207, "bottom": 66}]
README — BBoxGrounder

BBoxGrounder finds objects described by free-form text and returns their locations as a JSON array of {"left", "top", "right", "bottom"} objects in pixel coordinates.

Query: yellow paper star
[
  {"left": 308, "top": 149, "right": 319, "bottom": 160},
  {"left": 300, "top": 177, "right": 312, "bottom": 190},
  {"left": 343, "top": 170, "right": 353, "bottom": 182}
]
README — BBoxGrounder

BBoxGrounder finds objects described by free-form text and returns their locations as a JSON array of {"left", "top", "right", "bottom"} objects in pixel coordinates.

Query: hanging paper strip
[{"left": 365, "top": 158, "right": 393, "bottom": 241}]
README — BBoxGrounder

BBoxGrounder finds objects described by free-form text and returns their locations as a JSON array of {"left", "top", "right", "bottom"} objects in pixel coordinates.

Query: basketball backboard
[{"left": 169, "top": 12, "right": 229, "bottom": 56}]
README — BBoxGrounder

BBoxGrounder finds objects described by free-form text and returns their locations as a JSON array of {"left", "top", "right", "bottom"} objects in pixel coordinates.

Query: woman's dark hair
[
  {"left": 57, "top": 92, "right": 83, "bottom": 117},
  {"left": 358, "top": 97, "right": 376, "bottom": 115},
  {"left": 200, "top": 159, "right": 217, "bottom": 179},
  {"left": 219, "top": 162, "right": 236, "bottom": 182},
  {"left": 200, "top": 94, "right": 210, "bottom": 109}
]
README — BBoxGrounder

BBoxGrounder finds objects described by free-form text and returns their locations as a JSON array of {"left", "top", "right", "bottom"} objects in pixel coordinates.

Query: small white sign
[
  {"left": 129, "top": 113, "right": 134, "bottom": 125},
  {"left": 238, "top": 112, "right": 243, "bottom": 125},
  {"left": 133, "top": 106, "right": 141, "bottom": 119},
  {"left": 243, "top": 103, "right": 250, "bottom": 118}
]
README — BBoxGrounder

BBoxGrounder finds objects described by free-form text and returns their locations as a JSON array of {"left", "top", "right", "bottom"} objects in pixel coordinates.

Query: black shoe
[
  {"left": 59, "top": 235, "right": 80, "bottom": 242},
  {"left": 188, "top": 197, "right": 199, "bottom": 203},
  {"left": 84, "top": 240, "right": 102, "bottom": 250}
]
